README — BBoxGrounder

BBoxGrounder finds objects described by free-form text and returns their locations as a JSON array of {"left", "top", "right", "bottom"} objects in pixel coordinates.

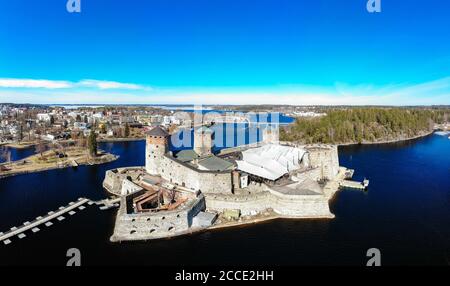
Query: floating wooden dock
[
  {"left": 339, "top": 179, "right": 369, "bottom": 191},
  {"left": 0, "top": 197, "right": 90, "bottom": 245},
  {"left": 96, "top": 197, "right": 121, "bottom": 210}
]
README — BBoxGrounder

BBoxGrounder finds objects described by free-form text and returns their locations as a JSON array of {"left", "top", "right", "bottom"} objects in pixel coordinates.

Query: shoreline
[
  {"left": 111, "top": 212, "right": 335, "bottom": 243},
  {"left": 208, "top": 213, "right": 334, "bottom": 231},
  {"left": 337, "top": 130, "right": 434, "bottom": 146},
  {"left": 98, "top": 137, "right": 145, "bottom": 143},
  {"left": 3, "top": 142, "right": 37, "bottom": 149},
  {"left": 1, "top": 138, "right": 145, "bottom": 150}
]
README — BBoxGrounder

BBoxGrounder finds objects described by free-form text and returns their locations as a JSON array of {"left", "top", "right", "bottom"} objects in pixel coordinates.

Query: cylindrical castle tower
[
  {"left": 145, "top": 126, "right": 169, "bottom": 175},
  {"left": 194, "top": 126, "right": 214, "bottom": 157}
]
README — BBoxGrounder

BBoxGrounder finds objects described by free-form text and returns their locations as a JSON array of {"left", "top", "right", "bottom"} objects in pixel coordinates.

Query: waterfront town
[
  {"left": 0, "top": 104, "right": 174, "bottom": 146},
  {"left": 0, "top": 104, "right": 193, "bottom": 176},
  {"left": 1, "top": 103, "right": 449, "bottom": 244},
  {"left": 0, "top": 103, "right": 327, "bottom": 162},
  {"left": 0, "top": 102, "right": 369, "bottom": 243}
]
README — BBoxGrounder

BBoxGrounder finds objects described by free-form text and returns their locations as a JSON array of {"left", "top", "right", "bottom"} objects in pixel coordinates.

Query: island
[
  {"left": 0, "top": 146, "right": 118, "bottom": 178},
  {"left": 102, "top": 125, "right": 365, "bottom": 242}
]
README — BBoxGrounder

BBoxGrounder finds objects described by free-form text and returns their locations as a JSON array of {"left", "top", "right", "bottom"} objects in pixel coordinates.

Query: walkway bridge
[{"left": 0, "top": 197, "right": 93, "bottom": 245}]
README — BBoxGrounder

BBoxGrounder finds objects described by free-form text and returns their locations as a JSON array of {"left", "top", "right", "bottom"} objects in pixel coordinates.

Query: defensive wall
[
  {"left": 204, "top": 181, "right": 334, "bottom": 218},
  {"left": 110, "top": 190, "right": 206, "bottom": 242}
]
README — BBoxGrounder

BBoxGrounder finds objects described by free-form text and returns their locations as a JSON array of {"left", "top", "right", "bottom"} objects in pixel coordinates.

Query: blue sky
[{"left": 0, "top": 0, "right": 450, "bottom": 105}]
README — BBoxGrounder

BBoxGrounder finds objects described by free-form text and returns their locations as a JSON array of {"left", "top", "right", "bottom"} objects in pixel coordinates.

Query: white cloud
[
  {"left": 0, "top": 77, "right": 448, "bottom": 105},
  {"left": 0, "top": 78, "right": 149, "bottom": 91},
  {"left": 0, "top": 78, "right": 72, "bottom": 89},
  {"left": 78, "top": 79, "right": 148, "bottom": 90}
]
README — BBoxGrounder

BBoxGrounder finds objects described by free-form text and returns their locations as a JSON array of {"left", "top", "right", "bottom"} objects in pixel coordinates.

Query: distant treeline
[{"left": 280, "top": 108, "right": 449, "bottom": 144}]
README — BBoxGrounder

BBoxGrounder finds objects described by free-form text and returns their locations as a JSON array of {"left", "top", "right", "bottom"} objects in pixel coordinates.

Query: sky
[{"left": 0, "top": 0, "right": 450, "bottom": 105}]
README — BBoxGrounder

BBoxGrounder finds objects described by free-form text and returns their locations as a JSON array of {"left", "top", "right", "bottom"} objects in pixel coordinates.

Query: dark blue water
[
  {"left": 0, "top": 134, "right": 449, "bottom": 265},
  {"left": 0, "top": 146, "right": 36, "bottom": 163}
]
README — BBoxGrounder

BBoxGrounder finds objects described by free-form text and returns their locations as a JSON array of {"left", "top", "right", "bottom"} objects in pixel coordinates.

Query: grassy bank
[{"left": 0, "top": 146, "right": 118, "bottom": 178}]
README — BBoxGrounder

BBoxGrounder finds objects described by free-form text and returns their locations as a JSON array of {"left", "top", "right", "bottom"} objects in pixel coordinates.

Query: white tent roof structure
[{"left": 236, "top": 144, "right": 306, "bottom": 181}]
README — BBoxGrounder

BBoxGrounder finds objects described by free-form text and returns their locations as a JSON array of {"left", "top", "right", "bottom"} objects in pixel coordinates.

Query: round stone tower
[
  {"left": 194, "top": 126, "right": 214, "bottom": 157},
  {"left": 145, "top": 126, "right": 169, "bottom": 175}
]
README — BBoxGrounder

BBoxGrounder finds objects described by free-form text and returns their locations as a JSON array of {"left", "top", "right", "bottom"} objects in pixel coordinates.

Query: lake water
[
  {"left": 0, "top": 146, "right": 36, "bottom": 163},
  {"left": 0, "top": 134, "right": 449, "bottom": 265}
]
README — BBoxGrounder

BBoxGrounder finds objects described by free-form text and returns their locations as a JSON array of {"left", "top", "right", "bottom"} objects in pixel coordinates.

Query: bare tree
[
  {"left": 35, "top": 141, "right": 46, "bottom": 158},
  {"left": 59, "top": 141, "right": 67, "bottom": 156}
]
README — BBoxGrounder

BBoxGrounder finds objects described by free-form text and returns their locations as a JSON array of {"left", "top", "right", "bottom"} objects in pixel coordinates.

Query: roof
[
  {"left": 146, "top": 126, "right": 169, "bottom": 137},
  {"left": 236, "top": 160, "right": 286, "bottom": 181},
  {"left": 176, "top": 149, "right": 200, "bottom": 162},
  {"left": 270, "top": 177, "right": 323, "bottom": 196},
  {"left": 236, "top": 144, "right": 306, "bottom": 181},
  {"left": 197, "top": 155, "right": 234, "bottom": 171},
  {"left": 195, "top": 126, "right": 214, "bottom": 134}
]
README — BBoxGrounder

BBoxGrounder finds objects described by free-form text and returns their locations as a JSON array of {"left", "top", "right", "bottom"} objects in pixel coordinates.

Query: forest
[{"left": 280, "top": 108, "right": 449, "bottom": 144}]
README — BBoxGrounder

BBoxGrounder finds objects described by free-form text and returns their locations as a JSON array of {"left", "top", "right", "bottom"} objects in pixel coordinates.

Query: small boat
[{"left": 363, "top": 179, "right": 370, "bottom": 188}]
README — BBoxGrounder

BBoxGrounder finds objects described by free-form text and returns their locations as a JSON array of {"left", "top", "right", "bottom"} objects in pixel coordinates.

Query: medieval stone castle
[{"left": 103, "top": 125, "right": 348, "bottom": 242}]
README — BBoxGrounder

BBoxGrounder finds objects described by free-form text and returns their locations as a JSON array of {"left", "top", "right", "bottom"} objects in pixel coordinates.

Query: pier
[
  {"left": 0, "top": 197, "right": 91, "bottom": 245},
  {"left": 339, "top": 179, "right": 369, "bottom": 191}
]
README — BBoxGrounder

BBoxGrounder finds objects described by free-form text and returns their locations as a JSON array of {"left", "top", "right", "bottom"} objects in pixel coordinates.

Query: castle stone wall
[
  {"left": 103, "top": 167, "right": 145, "bottom": 196},
  {"left": 111, "top": 194, "right": 206, "bottom": 242},
  {"left": 205, "top": 187, "right": 333, "bottom": 218},
  {"left": 305, "top": 145, "right": 339, "bottom": 180},
  {"left": 158, "top": 155, "right": 233, "bottom": 194}
]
